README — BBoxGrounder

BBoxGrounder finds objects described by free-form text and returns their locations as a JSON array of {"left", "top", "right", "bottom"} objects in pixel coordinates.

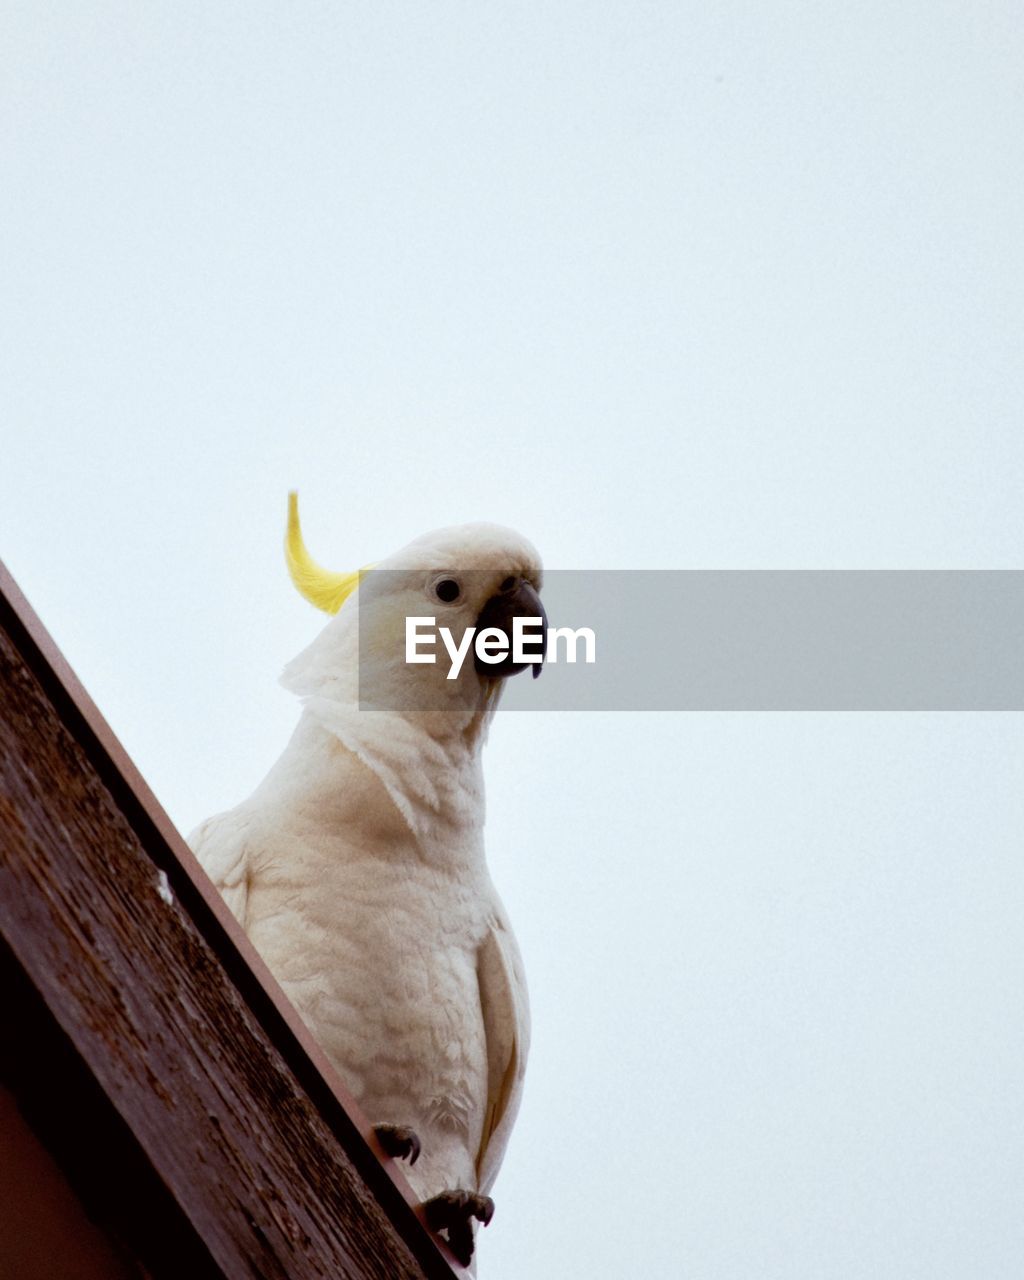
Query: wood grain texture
[{"left": 0, "top": 568, "right": 462, "bottom": 1280}]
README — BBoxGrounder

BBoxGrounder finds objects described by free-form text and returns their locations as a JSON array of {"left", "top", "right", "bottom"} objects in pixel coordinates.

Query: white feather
[{"left": 189, "top": 521, "right": 538, "bottom": 1248}]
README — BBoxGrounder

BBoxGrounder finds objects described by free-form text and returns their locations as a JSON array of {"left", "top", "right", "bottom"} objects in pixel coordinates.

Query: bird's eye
[
  {"left": 499, "top": 576, "right": 518, "bottom": 594},
  {"left": 433, "top": 577, "right": 462, "bottom": 604}
]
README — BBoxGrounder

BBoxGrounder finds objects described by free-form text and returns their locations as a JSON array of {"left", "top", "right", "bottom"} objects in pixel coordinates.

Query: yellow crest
[{"left": 285, "top": 492, "right": 367, "bottom": 614}]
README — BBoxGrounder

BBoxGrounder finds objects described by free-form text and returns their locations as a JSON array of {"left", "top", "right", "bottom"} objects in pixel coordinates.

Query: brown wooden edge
[{"left": 0, "top": 559, "right": 467, "bottom": 1279}]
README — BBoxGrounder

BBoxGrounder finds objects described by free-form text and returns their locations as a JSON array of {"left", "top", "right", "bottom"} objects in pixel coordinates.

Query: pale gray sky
[{"left": 2, "top": 4, "right": 1022, "bottom": 1277}]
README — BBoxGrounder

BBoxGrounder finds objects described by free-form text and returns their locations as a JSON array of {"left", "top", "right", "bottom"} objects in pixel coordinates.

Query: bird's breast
[{"left": 247, "top": 838, "right": 492, "bottom": 1130}]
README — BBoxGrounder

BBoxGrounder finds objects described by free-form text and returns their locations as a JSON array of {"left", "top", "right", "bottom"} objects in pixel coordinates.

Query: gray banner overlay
[{"left": 357, "top": 571, "right": 1024, "bottom": 711}]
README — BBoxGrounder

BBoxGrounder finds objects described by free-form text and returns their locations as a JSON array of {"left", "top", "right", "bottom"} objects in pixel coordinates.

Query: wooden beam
[{"left": 0, "top": 562, "right": 464, "bottom": 1279}]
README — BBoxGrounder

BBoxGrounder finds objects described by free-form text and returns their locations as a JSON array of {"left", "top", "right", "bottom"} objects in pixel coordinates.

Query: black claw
[
  {"left": 423, "top": 1190, "right": 495, "bottom": 1265},
  {"left": 373, "top": 1124, "right": 422, "bottom": 1166},
  {"left": 447, "top": 1219, "right": 475, "bottom": 1267}
]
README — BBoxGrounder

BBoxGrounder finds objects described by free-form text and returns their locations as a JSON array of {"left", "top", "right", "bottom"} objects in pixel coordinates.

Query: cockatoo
[{"left": 189, "top": 495, "right": 545, "bottom": 1267}]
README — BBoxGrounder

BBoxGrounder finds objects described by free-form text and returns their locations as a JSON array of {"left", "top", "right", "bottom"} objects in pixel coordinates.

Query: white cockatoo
[{"left": 189, "top": 495, "right": 546, "bottom": 1267}]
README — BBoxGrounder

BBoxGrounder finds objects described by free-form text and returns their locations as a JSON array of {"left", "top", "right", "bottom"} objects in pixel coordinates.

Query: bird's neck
[{"left": 278, "top": 701, "right": 489, "bottom": 857}]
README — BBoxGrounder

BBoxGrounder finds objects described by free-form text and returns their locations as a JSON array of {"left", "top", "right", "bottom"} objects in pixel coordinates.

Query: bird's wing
[
  {"left": 188, "top": 810, "right": 253, "bottom": 927},
  {"left": 475, "top": 906, "right": 531, "bottom": 1196}
]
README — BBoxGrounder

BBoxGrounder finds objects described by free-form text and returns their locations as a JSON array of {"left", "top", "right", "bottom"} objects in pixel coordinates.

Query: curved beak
[{"left": 473, "top": 579, "right": 548, "bottom": 679}]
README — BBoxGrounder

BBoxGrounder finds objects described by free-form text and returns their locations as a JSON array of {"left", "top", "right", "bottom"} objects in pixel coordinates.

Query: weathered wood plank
[{"left": 0, "top": 565, "right": 462, "bottom": 1280}]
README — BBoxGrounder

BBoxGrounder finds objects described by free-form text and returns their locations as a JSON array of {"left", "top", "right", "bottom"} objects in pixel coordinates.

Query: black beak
[{"left": 473, "top": 578, "right": 547, "bottom": 679}]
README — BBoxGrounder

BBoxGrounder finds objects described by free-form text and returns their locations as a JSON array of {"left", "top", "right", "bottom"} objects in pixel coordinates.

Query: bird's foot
[
  {"left": 423, "top": 1190, "right": 495, "bottom": 1267},
  {"left": 373, "top": 1123, "right": 422, "bottom": 1166}
]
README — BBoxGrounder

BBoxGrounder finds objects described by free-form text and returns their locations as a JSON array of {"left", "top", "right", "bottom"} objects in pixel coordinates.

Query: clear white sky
[{"left": 2, "top": 4, "right": 1022, "bottom": 1276}]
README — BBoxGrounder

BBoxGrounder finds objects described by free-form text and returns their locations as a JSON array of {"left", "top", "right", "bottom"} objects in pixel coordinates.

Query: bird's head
[{"left": 280, "top": 494, "right": 546, "bottom": 735}]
